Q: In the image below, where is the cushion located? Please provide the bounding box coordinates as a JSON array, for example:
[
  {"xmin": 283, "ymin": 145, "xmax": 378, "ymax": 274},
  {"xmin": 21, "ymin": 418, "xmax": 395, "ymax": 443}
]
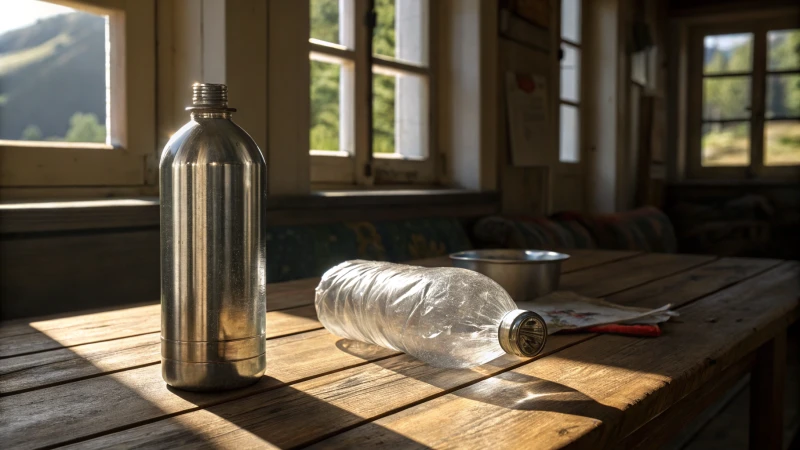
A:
[
  {"xmin": 553, "ymin": 207, "xmax": 677, "ymax": 253},
  {"xmin": 472, "ymin": 215, "xmax": 596, "ymax": 250},
  {"xmin": 266, "ymin": 217, "xmax": 472, "ymax": 283}
]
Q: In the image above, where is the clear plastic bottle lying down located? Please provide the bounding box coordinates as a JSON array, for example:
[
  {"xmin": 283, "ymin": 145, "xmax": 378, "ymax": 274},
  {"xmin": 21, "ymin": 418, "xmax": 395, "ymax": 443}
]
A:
[{"xmin": 315, "ymin": 260, "xmax": 548, "ymax": 369}]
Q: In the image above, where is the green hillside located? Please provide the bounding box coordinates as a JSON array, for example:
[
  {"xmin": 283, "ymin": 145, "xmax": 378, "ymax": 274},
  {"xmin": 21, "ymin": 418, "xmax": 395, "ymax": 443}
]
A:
[{"xmin": 0, "ymin": 12, "xmax": 106, "ymax": 141}]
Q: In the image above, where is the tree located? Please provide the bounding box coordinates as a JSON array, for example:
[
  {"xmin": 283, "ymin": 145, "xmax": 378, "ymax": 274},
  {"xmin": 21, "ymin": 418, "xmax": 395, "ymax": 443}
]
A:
[
  {"xmin": 372, "ymin": 0, "xmax": 396, "ymax": 154},
  {"xmin": 703, "ymin": 40, "xmax": 751, "ymax": 122},
  {"xmin": 309, "ymin": 0, "xmax": 398, "ymax": 153},
  {"xmin": 20, "ymin": 125, "xmax": 43, "ymax": 140},
  {"xmin": 65, "ymin": 112, "xmax": 106, "ymax": 143}
]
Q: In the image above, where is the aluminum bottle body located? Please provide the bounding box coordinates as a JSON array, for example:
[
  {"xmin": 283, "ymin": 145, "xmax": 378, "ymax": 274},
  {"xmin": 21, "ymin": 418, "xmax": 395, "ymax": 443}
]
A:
[{"xmin": 160, "ymin": 89, "xmax": 266, "ymax": 391}]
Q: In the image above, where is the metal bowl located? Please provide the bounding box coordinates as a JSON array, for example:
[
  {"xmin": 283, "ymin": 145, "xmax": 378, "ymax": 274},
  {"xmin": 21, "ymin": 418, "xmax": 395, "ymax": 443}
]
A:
[{"xmin": 449, "ymin": 249, "xmax": 570, "ymax": 302}]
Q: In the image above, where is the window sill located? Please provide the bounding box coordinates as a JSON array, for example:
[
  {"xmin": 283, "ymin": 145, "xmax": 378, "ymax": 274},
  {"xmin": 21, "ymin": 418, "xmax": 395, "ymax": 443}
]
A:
[
  {"xmin": 672, "ymin": 179, "xmax": 800, "ymax": 188},
  {"xmin": 1, "ymin": 190, "xmax": 499, "ymax": 234}
]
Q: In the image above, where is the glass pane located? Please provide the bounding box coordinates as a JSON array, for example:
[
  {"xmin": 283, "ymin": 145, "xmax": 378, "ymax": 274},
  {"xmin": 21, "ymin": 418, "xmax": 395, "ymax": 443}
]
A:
[
  {"xmin": 703, "ymin": 76, "xmax": 751, "ymax": 120},
  {"xmin": 631, "ymin": 50, "xmax": 648, "ymax": 85},
  {"xmin": 560, "ymin": 44, "xmax": 580, "ymax": 103},
  {"xmin": 372, "ymin": 70, "xmax": 429, "ymax": 158},
  {"xmin": 701, "ymin": 122, "xmax": 750, "ymax": 166},
  {"xmin": 768, "ymin": 29, "xmax": 800, "ymax": 71},
  {"xmin": 374, "ymin": 0, "xmax": 429, "ymax": 66},
  {"xmin": 559, "ymin": 104, "xmax": 580, "ymax": 163},
  {"xmin": 0, "ymin": 0, "xmax": 108, "ymax": 143},
  {"xmin": 310, "ymin": 0, "xmax": 339, "ymax": 44},
  {"xmin": 373, "ymin": 72, "xmax": 395, "ymax": 154},
  {"xmin": 766, "ymin": 74, "xmax": 800, "ymax": 119},
  {"xmin": 765, "ymin": 121, "xmax": 800, "ymax": 166},
  {"xmin": 374, "ymin": 0, "xmax": 395, "ymax": 59},
  {"xmin": 561, "ymin": 0, "xmax": 581, "ymax": 43},
  {"xmin": 310, "ymin": 59, "xmax": 341, "ymax": 151},
  {"xmin": 703, "ymin": 33, "xmax": 752, "ymax": 74}
]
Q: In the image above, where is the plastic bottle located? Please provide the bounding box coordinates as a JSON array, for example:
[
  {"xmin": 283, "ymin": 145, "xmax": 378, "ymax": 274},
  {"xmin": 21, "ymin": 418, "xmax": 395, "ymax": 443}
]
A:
[{"xmin": 315, "ymin": 260, "xmax": 548, "ymax": 369}]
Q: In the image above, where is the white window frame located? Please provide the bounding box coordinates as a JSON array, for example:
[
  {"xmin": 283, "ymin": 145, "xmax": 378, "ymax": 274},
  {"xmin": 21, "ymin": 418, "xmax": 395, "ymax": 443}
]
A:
[
  {"xmin": 309, "ymin": 0, "xmax": 438, "ymax": 187},
  {"xmin": 686, "ymin": 15, "xmax": 800, "ymax": 180},
  {"xmin": 558, "ymin": 0, "xmax": 583, "ymax": 168},
  {"xmin": 0, "ymin": 0, "xmax": 156, "ymax": 198}
]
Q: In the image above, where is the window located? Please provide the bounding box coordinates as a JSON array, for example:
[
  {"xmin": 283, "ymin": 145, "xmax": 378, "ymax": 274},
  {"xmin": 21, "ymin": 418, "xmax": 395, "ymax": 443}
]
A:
[
  {"xmin": 0, "ymin": 1, "xmax": 108, "ymax": 144},
  {"xmin": 0, "ymin": 0, "xmax": 156, "ymax": 193},
  {"xmin": 309, "ymin": 0, "xmax": 435, "ymax": 186},
  {"xmin": 559, "ymin": 0, "xmax": 581, "ymax": 163},
  {"xmin": 687, "ymin": 18, "xmax": 800, "ymax": 178}
]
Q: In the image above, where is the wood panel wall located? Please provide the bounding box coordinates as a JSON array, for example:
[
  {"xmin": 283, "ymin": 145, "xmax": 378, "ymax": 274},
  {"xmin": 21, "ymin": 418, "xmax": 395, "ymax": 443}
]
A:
[{"xmin": 0, "ymin": 192, "xmax": 498, "ymax": 319}]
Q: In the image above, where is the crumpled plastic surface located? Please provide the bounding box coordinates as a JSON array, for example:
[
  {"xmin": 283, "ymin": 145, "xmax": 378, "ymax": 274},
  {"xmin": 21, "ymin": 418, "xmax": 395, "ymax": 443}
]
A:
[{"xmin": 315, "ymin": 260, "xmax": 518, "ymax": 368}]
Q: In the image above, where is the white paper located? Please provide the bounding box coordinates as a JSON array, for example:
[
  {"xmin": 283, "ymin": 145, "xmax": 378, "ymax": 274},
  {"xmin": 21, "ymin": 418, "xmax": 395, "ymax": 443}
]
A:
[
  {"xmin": 516, "ymin": 291, "xmax": 679, "ymax": 335},
  {"xmin": 505, "ymin": 72, "xmax": 550, "ymax": 167}
]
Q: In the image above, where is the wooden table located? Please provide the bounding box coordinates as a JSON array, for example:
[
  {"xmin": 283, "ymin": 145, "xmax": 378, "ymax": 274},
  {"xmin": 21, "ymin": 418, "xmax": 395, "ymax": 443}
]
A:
[{"xmin": 1, "ymin": 250, "xmax": 797, "ymax": 449}]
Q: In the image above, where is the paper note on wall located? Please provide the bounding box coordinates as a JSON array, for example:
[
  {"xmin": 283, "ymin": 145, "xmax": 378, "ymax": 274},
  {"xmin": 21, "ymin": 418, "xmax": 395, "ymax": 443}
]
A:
[{"xmin": 505, "ymin": 72, "xmax": 551, "ymax": 167}]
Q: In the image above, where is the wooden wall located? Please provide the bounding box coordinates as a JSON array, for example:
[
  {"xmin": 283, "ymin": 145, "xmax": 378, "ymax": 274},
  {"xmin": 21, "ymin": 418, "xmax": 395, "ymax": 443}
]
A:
[{"xmin": 0, "ymin": 192, "xmax": 498, "ymax": 319}]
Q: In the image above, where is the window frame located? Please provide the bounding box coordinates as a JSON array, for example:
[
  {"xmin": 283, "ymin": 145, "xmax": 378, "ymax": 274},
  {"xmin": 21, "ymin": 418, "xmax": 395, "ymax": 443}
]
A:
[
  {"xmin": 686, "ymin": 15, "xmax": 800, "ymax": 180},
  {"xmin": 0, "ymin": 0, "xmax": 156, "ymax": 194},
  {"xmin": 558, "ymin": 0, "xmax": 584, "ymax": 170},
  {"xmin": 309, "ymin": 0, "xmax": 438, "ymax": 187}
]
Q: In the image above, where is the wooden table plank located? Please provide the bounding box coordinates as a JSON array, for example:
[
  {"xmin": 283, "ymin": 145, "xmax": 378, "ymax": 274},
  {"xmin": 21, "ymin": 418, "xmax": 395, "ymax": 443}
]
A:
[
  {"xmin": 556, "ymin": 249, "xmax": 641, "ymax": 273},
  {"xmin": 0, "ymin": 252, "xmax": 698, "ymax": 449},
  {"xmin": 557, "ymin": 253, "xmax": 715, "ymax": 297},
  {"xmin": 310, "ymin": 263, "xmax": 800, "ymax": 449},
  {"xmin": 617, "ymin": 353, "xmax": 756, "ymax": 450},
  {"xmin": 0, "ymin": 251, "xmax": 643, "ymax": 394},
  {"xmin": 0, "ymin": 252, "xmax": 640, "ymax": 358},
  {"xmin": 0, "ymin": 305, "xmax": 325, "ymax": 396},
  {"xmin": 1, "ymin": 329, "xmax": 401, "ymax": 450},
  {"xmin": 0, "ymin": 287, "xmax": 317, "ymax": 360},
  {"xmin": 54, "ymin": 254, "xmax": 759, "ymax": 450}
]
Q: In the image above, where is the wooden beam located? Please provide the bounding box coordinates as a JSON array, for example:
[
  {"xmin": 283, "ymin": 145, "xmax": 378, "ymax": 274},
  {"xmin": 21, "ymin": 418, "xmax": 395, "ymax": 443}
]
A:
[{"xmin": 749, "ymin": 332, "xmax": 787, "ymax": 450}]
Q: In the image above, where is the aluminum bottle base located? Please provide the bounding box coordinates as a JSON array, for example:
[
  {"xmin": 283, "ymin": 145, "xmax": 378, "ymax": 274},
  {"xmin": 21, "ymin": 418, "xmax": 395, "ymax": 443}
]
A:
[{"xmin": 162, "ymin": 354, "xmax": 266, "ymax": 391}]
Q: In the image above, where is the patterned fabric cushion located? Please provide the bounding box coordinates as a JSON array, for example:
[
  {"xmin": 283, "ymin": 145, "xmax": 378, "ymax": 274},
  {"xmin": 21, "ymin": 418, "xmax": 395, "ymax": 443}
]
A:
[
  {"xmin": 553, "ymin": 207, "xmax": 677, "ymax": 253},
  {"xmin": 472, "ymin": 216, "xmax": 596, "ymax": 250},
  {"xmin": 266, "ymin": 217, "xmax": 472, "ymax": 283}
]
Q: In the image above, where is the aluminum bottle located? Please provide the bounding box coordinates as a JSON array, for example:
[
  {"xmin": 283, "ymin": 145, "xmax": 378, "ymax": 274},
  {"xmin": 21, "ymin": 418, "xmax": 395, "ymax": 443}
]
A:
[{"xmin": 160, "ymin": 83, "xmax": 267, "ymax": 391}]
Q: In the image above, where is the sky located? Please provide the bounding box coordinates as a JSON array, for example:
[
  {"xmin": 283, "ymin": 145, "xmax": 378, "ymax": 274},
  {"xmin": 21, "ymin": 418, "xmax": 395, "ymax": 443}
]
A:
[
  {"xmin": 0, "ymin": 0, "xmax": 75, "ymax": 36},
  {"xmin": 704, "ymin": 33, "xmax": 751, "ymax": 51}
]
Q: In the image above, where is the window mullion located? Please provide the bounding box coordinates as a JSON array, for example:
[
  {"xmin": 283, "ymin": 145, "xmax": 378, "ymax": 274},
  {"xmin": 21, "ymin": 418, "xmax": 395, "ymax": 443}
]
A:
[
  {"xmin": 353, "ymin": 0, "xmax": 372, "ymax": 185},
  {"xmin": 750, "ymin": 27, "xmax": 768, "ymax": 176}
]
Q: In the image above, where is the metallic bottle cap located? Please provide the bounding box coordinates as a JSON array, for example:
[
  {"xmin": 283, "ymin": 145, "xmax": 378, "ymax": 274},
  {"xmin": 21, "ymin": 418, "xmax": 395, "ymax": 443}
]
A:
[
  {"xmin": 498, "ymin": 309, "xmax": 548, "ymax": 358},
  {"xmin": 188, "ymin": 83, "xmax": 236, "ymax": 112}
]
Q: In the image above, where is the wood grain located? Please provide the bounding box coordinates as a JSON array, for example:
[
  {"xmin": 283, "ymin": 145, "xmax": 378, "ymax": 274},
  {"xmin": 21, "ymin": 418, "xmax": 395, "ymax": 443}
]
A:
[
  {"xmin": 0, "ymin": 329, "xmax": 400, "ymax": 449},
  {"xmin": 0, "ymin": 305, "xmax": 324, "ymax": 395},
  {"xmin": 64, "ymin": 336, "xmax": 594, "ymax": 450},
  {"xmin": 617, "ymin": 353, "xmax": 755, "ymax": 450},
  {"xmin": 312, "ymin": 263, "xmax": 800, "ymax": 449},
  {"xmin": 556, "ymin": 249, "xmax": 641, "ymax": 273},
  {"xmin": 50, "ymin": 254, "xmax": 737, "ymax": 449},
  {"xmin": 0, "ymin": 253, "xmax": 700, "ymax": 448},
  {"xmin": 0, "ymin": 252, "xmax": 630, "ymax": 367},
  {"xmin": 0, "ymin": 251, "xmax": 636, "ymax": 354},
  {"xmin": 0, "ymin": 284, "xmax": 318, "ymax": 359},
  {"xmin": 0, "ymin": 252, "xmax": 672, "ymax": 393},
  {"xmin": 558, "ymin": 252, "xmax": 715, "ymax": 297},
  {"xmin": 0, "ymin": 229, "xmax": 160, "ymax": 321}
]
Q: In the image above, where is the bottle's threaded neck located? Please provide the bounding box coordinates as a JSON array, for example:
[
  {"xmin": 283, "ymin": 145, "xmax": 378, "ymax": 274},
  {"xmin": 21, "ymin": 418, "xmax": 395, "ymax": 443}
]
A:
[
  {"xmin": 192, "ymin": 83, "xmax": 228, "ymax": 108},
  {"xmin": 498, "ymin": 309, "xmax": 548, "ymax": 358}
]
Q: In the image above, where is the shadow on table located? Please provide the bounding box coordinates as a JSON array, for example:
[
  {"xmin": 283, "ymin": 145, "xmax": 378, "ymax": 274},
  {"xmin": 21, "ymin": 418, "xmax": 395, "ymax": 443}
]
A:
[
  {"xmin": 163, "ymin": 375, "xmax": 428, "ymax": 448},
  {"xmin": 0, "ymin": 323, "xmax": 210, "ymax": 448},
  {"xmin": 1, "ymin": 323, "xmax": 425, "ymax": 449},
  {"xmin": 335, "ymin": 338, "xmax": 621, "ymax": 420}
]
